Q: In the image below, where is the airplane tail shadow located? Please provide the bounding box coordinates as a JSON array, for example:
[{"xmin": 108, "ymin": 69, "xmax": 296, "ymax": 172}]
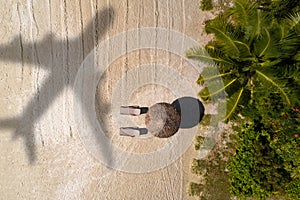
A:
[{"xmin": 0, "ymin": 117, "xmax": 36, "ymax": 164}]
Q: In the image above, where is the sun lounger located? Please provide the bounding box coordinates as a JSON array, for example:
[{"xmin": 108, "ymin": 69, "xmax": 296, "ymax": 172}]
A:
[
  {"xmin": 120, "ymin": 106, "xmax": 141, "ymax": 116},
  {"xmin": 120, "ymin": 127, "xmax": 140, "ymax": 137}
]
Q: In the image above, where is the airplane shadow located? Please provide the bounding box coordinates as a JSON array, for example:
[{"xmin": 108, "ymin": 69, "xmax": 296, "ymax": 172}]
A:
[{"xmin": 0, "ymin": 6, "xmax": 115, "ymax": 165}]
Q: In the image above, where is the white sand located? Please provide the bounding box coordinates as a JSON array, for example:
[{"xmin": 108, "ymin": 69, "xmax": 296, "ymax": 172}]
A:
[{"xmin": 0, "ymin": 0, "xmax": 215, "ymax": 199}]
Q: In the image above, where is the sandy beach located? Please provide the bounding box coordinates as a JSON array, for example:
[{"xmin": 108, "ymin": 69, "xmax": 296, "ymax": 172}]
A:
[{"xmin": 0, "ymin": 0, "xmax": 215, "ymax": 199}]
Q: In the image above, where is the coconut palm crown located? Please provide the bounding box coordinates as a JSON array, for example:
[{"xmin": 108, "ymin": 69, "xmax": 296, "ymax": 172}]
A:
[{"xmin": 187, "ymin": 0, "xmax": 300, "ymax": 120}]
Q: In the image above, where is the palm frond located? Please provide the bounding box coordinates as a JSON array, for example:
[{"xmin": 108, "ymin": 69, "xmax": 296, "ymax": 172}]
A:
[
  {"xmin": 200, "ymin": 78, "xmax": 238, "ymax": 99},
  {"xmin": 256, "ymin": 70, "xmax": 291, "ymax": 105},
  {"xmin": 186, "ymin": 46, "xmax": 215, "ymax": 65},
  {"xmin": 272, "ymin": 63, "xmax": 300, "ymax": 79},
  {"xmin": 205, "ymin": 16, "xmax": 241, "ymax": 57},
  {"xmin": 259, "ymin": 59, "xmax": 281, "ymax": 68},
  {"xmin": 206, "ymin": 45, "xmax": 238, "ymax": 67},
  {"xmin": 198, "ymin": 66, "xmax": 228, "ymax": 101},
  {"xmin": 186, "ymin": 46, "xmax": 235, "ymax": 66},
  {"xmin": 258, "ymin": 0, "xmax": 300, "ymax": 21},
  {"xmin": 259, "ymin": 28, "xmax": 270, "ymax": 57},
  {"xmin": 246, "ymin": 9, "xmax": 271, "ymax": 41},
  {"xmin": 227, "ymin": 0, "xmax": 271, "ymax": 41},
  {"xmin": 278, "ymin": 12, "xmax": 300, "ymax": 59},
  {"xmin": 226, "ymin": 0, "xmax": 256, "ymax": 29},
  {"xmin": 231, "ymin": 0, "xmax": 250, "ymax": 24},
  {"xmin": 199, "ymin": 87, "xmax": 210, "ymax": 101},
  {"xmin": 286, "ymin": 12, "xmax": 300, "ymax": 32},
  {"xmin": 224, "ymin": 88, "xmax": 245, "ymax": 121},
  {"xmin": 269, "ymin": 63, "xmax": 300, "ymax": 105},
  {"xmin": 197, "ymin": 69, "xmax": 233, "ymax": 85},
  {"xmin": 248, "ymin": 9, "xmax": 262, "ymax": 39},
  {"xmin": 234, "ymin": 40, "xmax": 252, "ymax": 56},
  {"xmin": 253, "ymin": 26, "xmax": 282, "ymax": 60},
  {"xmin": 278, "ymin": 32, "xmax": 300, "ymax": 59}
]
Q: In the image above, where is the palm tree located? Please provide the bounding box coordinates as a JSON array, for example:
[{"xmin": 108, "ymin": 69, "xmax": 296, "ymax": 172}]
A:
[{"xmin": 187, "ymin": 0, "xmax": 300, "ymax": 120}]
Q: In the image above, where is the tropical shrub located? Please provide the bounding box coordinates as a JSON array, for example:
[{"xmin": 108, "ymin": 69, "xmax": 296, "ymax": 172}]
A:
[
  {"xmin": 189, "ymin": 182, "xmax": 204, "ymax": 197},
  {"xmin": 228, "ymin": 94, "xmax": 300, "ymax": 199}
]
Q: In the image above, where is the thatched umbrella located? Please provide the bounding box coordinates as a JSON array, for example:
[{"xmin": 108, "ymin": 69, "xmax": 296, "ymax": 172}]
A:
[{"xmin": 145, "ymin": 103, "xmax": 181, "ymax": 138}]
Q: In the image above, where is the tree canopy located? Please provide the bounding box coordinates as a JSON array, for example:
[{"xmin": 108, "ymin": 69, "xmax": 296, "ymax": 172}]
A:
[
  {"xmin": 188, "ymin": 0, "xmax": 300, "ymax": 120},
  {"xmin": 189, "ymin": 0, "xmax": 300, "ymax": 199}
]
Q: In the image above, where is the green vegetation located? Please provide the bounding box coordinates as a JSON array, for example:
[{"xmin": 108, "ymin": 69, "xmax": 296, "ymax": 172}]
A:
[
  {"xmin": 200, "ymin": 0, "xmax": 213, "ymax": 11},
  {"xmin": 228, "ymin": 94, "xmax": 300, "ymax": 199},
  {"xmin": 189, "ymin": 133, "xmax": 233, "ymax": 200},
  {"xmin": 200, "ymin": 0, "xmax": 233, "ymax": 11},
  {"xmin": 188, "ymin": 0, "xmax": 300, "ymax": 199},
  {"xmin": 188, "ymin": 0, "xmax": 300, "ymax": 119}
]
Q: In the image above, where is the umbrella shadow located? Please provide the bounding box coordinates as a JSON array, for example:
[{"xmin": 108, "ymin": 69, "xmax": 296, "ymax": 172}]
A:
[
  {"xmin": 172, "ymin": 96, "xmax": 205, "ymax": 129},
  {"xmin": 0, "ymin": 7, "xmax": 115, "ymax": 165}
]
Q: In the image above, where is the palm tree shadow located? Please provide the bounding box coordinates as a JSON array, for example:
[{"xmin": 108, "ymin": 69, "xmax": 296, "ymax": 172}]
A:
[{"xmin": 0, "ymin": 7, "xmax": 115, "ymax": 165}]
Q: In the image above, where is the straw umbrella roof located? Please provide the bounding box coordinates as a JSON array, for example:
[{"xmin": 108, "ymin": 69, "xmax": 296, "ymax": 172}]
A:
[{"xmin": 145, "ymin": 103, "xmax": 181, "ymax": 138}]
